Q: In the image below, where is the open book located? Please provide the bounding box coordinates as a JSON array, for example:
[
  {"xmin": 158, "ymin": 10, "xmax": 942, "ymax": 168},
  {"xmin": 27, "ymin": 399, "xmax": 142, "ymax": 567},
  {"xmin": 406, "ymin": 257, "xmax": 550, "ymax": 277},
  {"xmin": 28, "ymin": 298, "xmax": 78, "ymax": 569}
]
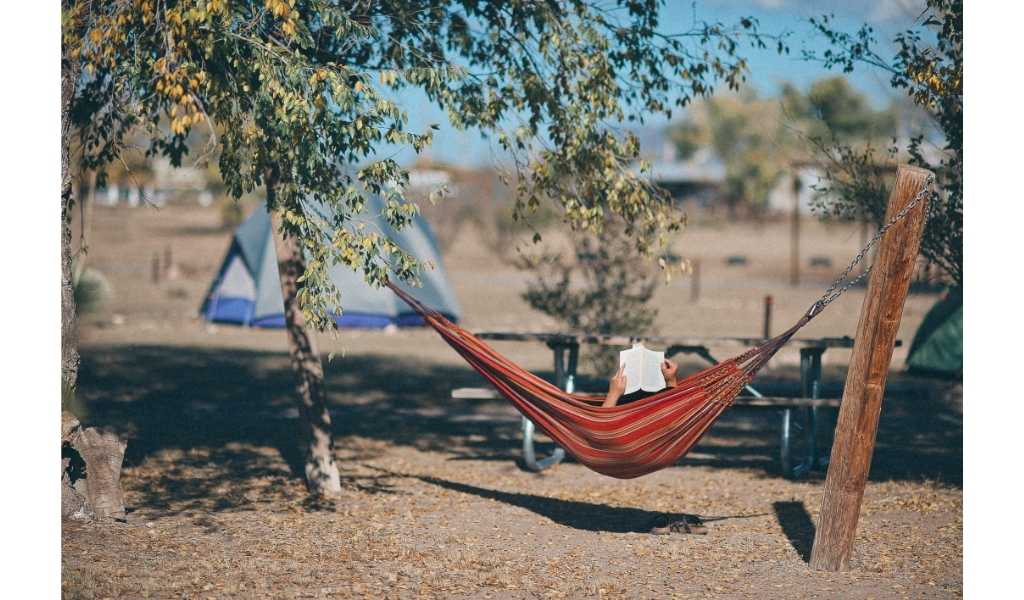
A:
[{"xmin": 619, "ymin": 342, "xmax": 666, "ymax": 395}]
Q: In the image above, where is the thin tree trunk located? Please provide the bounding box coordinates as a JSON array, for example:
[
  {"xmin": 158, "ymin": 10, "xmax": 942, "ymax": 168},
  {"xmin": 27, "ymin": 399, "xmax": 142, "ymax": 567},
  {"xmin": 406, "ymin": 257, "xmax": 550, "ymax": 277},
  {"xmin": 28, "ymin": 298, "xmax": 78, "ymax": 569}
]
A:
[
  {"xmin": 61, "ymin": 39, "xmax": 129, "ymax": 522},
  {"xmin": 266, "ymin": 183, "xmax": 342, "ymax": 497},
  {"xmin": 61, "ymin": 43, "xmax": 80, "ymax": 410}
]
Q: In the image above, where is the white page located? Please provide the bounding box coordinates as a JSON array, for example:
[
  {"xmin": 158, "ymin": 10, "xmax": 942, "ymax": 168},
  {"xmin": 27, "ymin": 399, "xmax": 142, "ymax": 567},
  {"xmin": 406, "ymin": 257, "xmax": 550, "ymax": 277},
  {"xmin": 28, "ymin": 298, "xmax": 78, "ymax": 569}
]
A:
[
  {"xmin": 619, "ymin": 343, "xmax": 666, "ymax": 394},
  {"xmin": 619, "ymin": 344, "xmax": 643, "ymax": 395},
  {"xmin": 640, "ymin": 346, "xmax": 666, "ymax": 392}
]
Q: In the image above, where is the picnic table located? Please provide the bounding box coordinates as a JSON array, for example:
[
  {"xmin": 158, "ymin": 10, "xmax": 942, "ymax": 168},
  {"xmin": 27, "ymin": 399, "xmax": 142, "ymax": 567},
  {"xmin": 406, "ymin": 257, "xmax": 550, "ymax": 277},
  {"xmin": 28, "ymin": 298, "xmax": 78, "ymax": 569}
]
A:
[{"xmin": 454, "ymin": 331, "xmax": 900, "ymax": 478}]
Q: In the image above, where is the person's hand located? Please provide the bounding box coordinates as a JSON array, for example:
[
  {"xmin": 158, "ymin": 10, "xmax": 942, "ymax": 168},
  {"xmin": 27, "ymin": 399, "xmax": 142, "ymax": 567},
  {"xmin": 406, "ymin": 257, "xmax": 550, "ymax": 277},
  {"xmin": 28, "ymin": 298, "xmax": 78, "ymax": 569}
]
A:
[
  {"xmin": 604, "ymin": 365, "xmax": 627, "ymax": 407},
  {"xmin": 609, "ymin": 365, "xmax": 628, "ymax": 397},
  {"xmin": 661, "ymin": 359, "xmax": 679, "ymax": 387}
]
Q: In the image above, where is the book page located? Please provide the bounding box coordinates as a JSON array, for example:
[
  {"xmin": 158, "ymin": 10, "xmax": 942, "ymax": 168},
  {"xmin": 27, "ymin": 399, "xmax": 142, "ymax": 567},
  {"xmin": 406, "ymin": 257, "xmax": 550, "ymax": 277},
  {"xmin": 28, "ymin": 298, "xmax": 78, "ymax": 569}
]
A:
[
  {"xmin": 640, "ymin": 347, "xmax": 666, "ymax": 392},
  {"xmin": 618, "ymin": 344, "xmax": 643, "ymax": 395},
  {"xmin": 619, "ymin": 343, "xmax": 666, "ymax": 394}
]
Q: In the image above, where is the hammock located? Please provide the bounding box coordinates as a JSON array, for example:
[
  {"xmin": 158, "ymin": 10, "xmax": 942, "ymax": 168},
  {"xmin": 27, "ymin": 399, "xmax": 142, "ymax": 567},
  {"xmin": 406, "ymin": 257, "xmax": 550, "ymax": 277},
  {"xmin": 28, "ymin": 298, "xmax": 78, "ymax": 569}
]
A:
[
  {"xmin": 386, "ymin": 178, "xmax": 932, "ymax": 479},
  {"xmin": 389, "ymin": 281, "xmax": 812, "ymax": 478}
]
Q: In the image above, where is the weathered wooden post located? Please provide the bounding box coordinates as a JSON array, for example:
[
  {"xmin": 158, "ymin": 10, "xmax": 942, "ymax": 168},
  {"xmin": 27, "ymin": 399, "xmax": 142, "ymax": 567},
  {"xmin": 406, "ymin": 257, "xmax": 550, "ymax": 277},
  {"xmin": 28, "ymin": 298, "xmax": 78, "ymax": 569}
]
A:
[
  {"xmin": 790, "ymin": 173, "xmax": 802, "ymax": 287},
  {"xmin": 690, "ymin": 258, "xmax": 701, "ymax": 303},
  {"xmin": 809, "ymin": 165, "xmax": 933, "ymax": 571},
  {"xmin": 151, "ymin": 252, "xmax": 161, "ymax": 284}
]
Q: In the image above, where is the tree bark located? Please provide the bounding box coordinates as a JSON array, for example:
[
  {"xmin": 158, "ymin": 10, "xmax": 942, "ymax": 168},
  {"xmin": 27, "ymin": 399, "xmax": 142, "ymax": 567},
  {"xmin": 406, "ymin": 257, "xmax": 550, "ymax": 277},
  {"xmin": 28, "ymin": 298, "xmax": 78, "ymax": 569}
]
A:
[
  {"xmin": 61, "ymin": 44, "xmax": 80, "ymax": 410},
  {"xmin": 62, "ymin": 412, "xmax": 89, "ymax": 520},
  {"xmin": 266, "ymin": 184, "xmax": 343, "ymax": 497},
  {"xmin": 62, "ymin": 411, "xmax": 128, "ymax": 521},
  {"xmin": 74, "ymin": 427, "xmax": 128, "ymax": 521}
]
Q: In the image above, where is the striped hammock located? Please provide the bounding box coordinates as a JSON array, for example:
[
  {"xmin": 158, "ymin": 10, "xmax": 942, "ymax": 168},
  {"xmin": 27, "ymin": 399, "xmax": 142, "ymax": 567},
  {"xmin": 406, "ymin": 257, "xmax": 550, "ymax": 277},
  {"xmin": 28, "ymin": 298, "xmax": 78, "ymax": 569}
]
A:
[
  {"xmin": 382, "ymin": 176, "xmax": 932, "ymax": 478},
  {"xmin": 388, "ymin": 282, "xmax": 816, "ymax": 479}
]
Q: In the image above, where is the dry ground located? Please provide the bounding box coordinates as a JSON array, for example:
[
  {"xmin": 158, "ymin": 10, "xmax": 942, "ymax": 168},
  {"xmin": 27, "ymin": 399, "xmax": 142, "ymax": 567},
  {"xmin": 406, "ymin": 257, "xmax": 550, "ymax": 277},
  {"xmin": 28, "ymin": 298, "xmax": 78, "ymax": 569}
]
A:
[{"xmin": 63, "ymin": 203, "xmax": 962, "ymax": 599}]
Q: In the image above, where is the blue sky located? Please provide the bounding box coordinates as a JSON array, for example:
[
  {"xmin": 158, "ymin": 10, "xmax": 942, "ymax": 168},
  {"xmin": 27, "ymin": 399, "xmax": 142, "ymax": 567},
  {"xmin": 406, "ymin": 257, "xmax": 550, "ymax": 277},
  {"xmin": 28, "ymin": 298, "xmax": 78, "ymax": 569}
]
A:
[{"xmin": 391, "ymin": 0, "xmax": 927, "ymax": 167}]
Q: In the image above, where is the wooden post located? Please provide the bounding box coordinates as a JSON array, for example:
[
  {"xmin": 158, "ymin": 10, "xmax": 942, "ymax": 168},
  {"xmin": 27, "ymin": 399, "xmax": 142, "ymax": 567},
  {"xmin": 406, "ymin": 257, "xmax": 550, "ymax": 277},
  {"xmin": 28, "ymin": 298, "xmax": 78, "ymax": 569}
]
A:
[
  {"xmin": 790, "ymin": 173, "xmax": 802, "ymax": 287},
  {"xmin": 809, "ymin": 165, "xmax": 933, "ymax": 571},
  {"xmin": 151, "ymin": 252, "xmax": 161, "ymax": 284},
  {"xmin": 763, "ymin": 295, "xmax": 773, "ymax": 339},
  {"xmin": 690, "ymin": 258, "xmax": 701, "ymax": 303}
]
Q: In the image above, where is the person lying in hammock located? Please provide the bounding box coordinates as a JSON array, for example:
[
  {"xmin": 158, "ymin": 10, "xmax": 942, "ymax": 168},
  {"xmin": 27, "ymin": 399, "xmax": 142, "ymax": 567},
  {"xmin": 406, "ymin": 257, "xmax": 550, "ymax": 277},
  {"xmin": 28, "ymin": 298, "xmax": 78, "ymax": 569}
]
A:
[
  {"xmin": 602, "ymin": 359, "xmax": 679, "ymax": 407},
  {"xmin": 601, "ymin": 357, "xmax": 707, "ymax": 534}
]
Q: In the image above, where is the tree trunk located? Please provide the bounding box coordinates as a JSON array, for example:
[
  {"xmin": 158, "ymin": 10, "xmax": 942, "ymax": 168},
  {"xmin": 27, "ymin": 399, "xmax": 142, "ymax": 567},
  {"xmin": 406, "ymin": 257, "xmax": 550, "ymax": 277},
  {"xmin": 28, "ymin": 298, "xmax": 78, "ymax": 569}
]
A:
[
  {"xmin": 266, "ymin": 185, "xmax": 343, "ymax": 497},
  {"xmin": 74, "ymin": 427, "xmax": 128, "ymax": 521},
  {"xmin": 62, "ymin": 411, "xmax": 129, "ymax": 521},
  {"xmin": 61, "ymin": 46, "xmax": 80, "ymax": 410},
  {"xmin": 61, "ymin": 35, "xmax": 128, "ymax": 523}
]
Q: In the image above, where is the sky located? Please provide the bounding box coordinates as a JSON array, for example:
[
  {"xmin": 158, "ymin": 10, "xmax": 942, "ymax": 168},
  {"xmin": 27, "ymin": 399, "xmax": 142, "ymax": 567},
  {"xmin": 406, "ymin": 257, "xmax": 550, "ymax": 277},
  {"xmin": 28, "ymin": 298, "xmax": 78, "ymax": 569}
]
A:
[{"xmin": 389, "ymin": 0, "xmax": 928, "ymax": 167}]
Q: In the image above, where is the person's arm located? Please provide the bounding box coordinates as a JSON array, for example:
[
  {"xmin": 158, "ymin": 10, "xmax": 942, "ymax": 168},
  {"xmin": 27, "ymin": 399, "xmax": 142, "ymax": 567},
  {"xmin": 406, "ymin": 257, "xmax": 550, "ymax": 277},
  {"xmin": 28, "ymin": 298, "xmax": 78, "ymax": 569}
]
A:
[
  {"xmin": 604, "ymin": 365, "xmax": 627, "ymax": 407},
  {"xmin": 661, "ymin": 359, "xmax": 679, "ymax": 388}
]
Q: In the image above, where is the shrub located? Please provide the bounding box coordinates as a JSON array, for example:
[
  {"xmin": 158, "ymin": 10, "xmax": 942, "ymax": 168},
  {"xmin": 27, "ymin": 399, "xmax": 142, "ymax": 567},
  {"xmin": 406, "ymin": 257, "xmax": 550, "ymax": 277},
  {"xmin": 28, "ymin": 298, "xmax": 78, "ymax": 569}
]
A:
[
  {"xmin": 518, "ymin": 220, "xmax": 660, "ymax": 375},
  {"xmin": 73, "ymin": 267, "xmax": 112, "ymax": 315}
]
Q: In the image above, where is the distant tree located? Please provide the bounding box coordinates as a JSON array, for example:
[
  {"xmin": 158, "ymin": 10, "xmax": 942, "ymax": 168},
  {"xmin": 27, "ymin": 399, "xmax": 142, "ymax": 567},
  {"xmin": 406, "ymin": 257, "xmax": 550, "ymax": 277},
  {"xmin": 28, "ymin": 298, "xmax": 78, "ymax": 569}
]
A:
[
  {"xmin": 803, "ymin": 0, "xmax": 962, "ymax": 285},
  {"xmin": 667, "ymin": 76, "xmax": 896, "ymax": 215},
  {"xmin": 781, "ymin": 76, "xmax": 896, "ymax": 141},
  {"xmin": 62, "ymin": 0, "xmax": 778, "ymax": 495},
  {"xmin": 668, "ymin": 90, "xmax": 788, "ymax": 214}
]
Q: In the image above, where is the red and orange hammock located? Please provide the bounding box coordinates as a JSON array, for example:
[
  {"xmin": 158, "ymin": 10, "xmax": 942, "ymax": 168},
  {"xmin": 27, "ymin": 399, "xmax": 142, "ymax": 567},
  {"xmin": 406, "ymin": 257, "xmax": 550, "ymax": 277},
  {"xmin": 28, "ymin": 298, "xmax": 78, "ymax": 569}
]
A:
[
  {"xmin": 388, "ymin": 281, "xmax": 819, "ymax": 479},
  {"xmin": 383, "ymin": 177, "xmax": 931, "ymax": 479}
]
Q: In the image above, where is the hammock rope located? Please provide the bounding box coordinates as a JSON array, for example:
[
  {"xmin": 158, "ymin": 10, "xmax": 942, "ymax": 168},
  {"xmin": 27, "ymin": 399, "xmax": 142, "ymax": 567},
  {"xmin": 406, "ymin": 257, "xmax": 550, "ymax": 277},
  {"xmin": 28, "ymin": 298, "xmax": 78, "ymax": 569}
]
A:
[{"xmin": 388, "ymin": 176, "xmax": 933, "ymax": 479}]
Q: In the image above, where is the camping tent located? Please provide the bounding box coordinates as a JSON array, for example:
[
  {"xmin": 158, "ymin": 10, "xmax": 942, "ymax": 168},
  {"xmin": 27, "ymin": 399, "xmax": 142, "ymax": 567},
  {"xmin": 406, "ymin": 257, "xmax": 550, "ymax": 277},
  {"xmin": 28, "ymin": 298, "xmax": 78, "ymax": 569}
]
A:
[
  {"xmin": 906, "ymin": 287, "xmax": 962, "ymax": 376},
  {"xmin": 200, "ymin": 197, "xmax": 461, "ymax": 328}
]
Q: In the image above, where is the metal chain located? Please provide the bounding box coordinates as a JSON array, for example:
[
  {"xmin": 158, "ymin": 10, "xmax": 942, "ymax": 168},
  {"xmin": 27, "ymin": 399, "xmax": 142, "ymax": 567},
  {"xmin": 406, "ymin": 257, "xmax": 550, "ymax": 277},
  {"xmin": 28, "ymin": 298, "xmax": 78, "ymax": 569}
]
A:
[{"xmin": 806, "ymin": 174, "xmax": 935, "ymax": 318}]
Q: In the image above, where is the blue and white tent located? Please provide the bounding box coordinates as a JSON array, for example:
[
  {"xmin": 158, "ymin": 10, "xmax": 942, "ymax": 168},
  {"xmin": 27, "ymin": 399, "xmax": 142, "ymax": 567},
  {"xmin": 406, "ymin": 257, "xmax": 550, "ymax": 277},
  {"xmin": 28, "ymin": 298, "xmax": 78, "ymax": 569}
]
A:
[{"xmin": 200, "ymin": 197, "xmax": 461, "ymax": 328}]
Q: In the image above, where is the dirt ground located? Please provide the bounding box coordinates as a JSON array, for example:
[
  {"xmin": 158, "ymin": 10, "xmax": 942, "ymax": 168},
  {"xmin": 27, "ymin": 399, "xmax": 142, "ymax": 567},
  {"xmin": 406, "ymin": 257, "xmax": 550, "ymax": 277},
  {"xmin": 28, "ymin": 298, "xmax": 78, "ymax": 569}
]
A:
[{"xmin": 62, "ymin": 203, "xmax": 962, "ymax": 599}]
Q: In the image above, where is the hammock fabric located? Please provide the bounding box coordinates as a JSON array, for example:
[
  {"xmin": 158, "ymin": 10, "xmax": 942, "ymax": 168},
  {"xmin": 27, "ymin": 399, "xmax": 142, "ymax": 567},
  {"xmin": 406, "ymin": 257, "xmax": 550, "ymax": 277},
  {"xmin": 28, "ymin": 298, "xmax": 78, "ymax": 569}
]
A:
[{"xmin": 387, "ymin": 281, "xmax": 818, "ymax": 479}]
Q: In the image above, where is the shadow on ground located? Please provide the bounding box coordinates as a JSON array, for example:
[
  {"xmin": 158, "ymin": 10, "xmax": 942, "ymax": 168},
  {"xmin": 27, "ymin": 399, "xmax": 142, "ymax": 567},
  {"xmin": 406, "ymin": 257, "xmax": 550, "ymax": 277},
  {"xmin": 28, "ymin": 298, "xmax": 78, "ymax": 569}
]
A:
[
  {"xmin": 78, "ymin": 344, "xmax": 962, "ymax": 514},
  {"xmin": 773, "ymin": 501, "xmax": 816, "ymax": 562},
  {"xmin": 368, "ymin": 468, "xmax": 765, "ymax": 534}
]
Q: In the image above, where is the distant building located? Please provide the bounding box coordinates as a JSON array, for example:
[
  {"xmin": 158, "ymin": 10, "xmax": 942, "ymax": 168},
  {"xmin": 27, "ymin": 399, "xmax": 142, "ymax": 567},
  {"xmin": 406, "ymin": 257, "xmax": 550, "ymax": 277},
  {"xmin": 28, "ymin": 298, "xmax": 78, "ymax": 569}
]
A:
[
  {"xmin": 631, "ymin": 135, "xmax": 725, "ymax": 208},
  {"xmin": 408, "ymin": 168, "xmax": 452, "ymax": 190},
  {"xmin": 642, "ymin": 148, "xmax": 725, "ymax": 209},
  {"xmin": 765, "ymin": 165, "xmax": 830, "ymax": 216},
  {"xmin": 630, "ymin": 125, "xmax": 948, "ymax": 217},
  {"xmin": 90, "ymin": 156, "xmax": 215, "ymax": 207}
]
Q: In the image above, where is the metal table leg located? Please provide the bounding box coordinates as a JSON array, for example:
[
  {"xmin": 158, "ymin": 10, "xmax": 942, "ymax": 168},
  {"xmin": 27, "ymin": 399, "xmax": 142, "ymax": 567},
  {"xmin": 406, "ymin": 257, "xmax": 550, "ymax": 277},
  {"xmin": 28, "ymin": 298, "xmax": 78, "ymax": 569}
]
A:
[
  {"xmin": 780, "ymin": 407, "xmax": 794, "ymax": 476},
  {"xmin": 521, "ymin": 340, "xmax": 572, "ymax": 472},
  {"xmin": 565, "ymin": 342, "xmax": 579, "ymax": 394},
  {"xmin": 789, "ymin": 347, "xmax": 825, "ymax": 478},
  {"xmin": 521, "ymin": 417, "xmax": 564, "ymax": 471}
]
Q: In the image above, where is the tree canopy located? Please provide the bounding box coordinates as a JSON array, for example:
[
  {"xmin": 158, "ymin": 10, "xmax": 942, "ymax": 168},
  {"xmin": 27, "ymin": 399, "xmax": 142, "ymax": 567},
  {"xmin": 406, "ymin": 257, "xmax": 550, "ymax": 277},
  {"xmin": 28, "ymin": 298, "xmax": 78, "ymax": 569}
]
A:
[
  {"xmin": 781, "ymin": 76, "xmax": 896, "ymax": 141},
  {"xmin": 64, "ymin": 0, "xmax": 779, "ymax": 327},
  {"xmin": 803, "ymin": 0, "xmax": 962, "ymax": 284}
]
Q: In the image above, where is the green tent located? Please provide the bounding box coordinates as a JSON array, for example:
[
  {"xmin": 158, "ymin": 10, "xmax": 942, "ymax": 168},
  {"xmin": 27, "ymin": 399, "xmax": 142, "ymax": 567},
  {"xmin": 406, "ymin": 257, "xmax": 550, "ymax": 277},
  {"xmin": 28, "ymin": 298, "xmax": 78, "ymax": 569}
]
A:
[{"xmin": 906, "ymin": 287, "xmax": 962, "ymax": 376}]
